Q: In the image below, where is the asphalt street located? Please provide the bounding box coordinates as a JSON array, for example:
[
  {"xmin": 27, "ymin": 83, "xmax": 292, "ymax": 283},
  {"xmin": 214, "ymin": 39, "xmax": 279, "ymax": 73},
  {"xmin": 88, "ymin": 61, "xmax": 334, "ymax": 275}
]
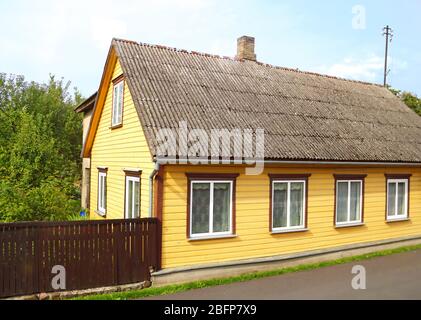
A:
[{"xmin": 144, "ymin": 250, "xmax": 421, "ymax": 300}]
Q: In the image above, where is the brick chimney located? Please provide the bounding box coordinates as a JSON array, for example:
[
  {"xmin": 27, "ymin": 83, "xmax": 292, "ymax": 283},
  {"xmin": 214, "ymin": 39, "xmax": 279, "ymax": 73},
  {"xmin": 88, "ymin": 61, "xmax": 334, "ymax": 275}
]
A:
[{"xmin": 236, "ymin": 36, "xmax": 256, "ymax": 61}]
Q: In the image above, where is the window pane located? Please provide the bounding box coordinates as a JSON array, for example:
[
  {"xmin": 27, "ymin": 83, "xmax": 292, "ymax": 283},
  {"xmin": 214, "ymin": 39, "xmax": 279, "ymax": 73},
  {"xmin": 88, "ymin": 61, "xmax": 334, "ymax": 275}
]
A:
[
  {"xmin": 99, "ymin": 176, "xmax": 103, "ymax": 209},
  {"xmin": 337, "ymin": 182, "xmax": 348, "ymax": 223},
  {"xmin": 290, "ymin": 182, "xmax": 304, "ymax": 227},
  {"xmin": 103, "ymin": 176, "xmax": 107, "ymax": 209},
  {"xmin": 118, "ymin": 82, "xmax": 124, "ymax": 124},
  {"xmin": 350, "ymin": 182, "xmax": 361, "ymax": 222},
  {"xmin": 191, "ymin": 183, "xmax": 210, "ymax": 234},
  {"xmin": 99, "ymin": 175, "xmax": 107, "ymax": 211},
  {"xmin": 101, "ymin": 176, "xmax": 104, "ymax": 209},
  {"xmin": 273, "ymin": 183, "xmax": 288, "ymax": 228},
  {"xmin": 128, "ymin": 180, "xmax": 133, "ymax": 218},
  {"xmin": 388, "ymin": 183, "xmax": 396, "ymax": 216},
  {"xmin": 397, "ymin": 182, "xmax": 406, "ymax": 216},
  {"xmin": 134, "ymin": 181, "xmax": 140, "ymax": 218},
  {"xmin": 112, "ymin": 86, "xmax": 119, "ymax": 124},
  {"xmin": 213, "ymin": 183, "xmax": 231, "ymax": 233}
]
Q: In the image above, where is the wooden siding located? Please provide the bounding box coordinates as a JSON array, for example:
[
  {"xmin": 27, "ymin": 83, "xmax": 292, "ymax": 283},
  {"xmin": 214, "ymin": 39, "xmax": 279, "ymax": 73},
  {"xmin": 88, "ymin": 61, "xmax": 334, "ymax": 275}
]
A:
[
  {"xmin": 161, "ymin": 164, "xmax": 421, "ymax": 269},
  {"xmin": 90, "ymin": 59, "xmax": 154, "ymax": 219}
]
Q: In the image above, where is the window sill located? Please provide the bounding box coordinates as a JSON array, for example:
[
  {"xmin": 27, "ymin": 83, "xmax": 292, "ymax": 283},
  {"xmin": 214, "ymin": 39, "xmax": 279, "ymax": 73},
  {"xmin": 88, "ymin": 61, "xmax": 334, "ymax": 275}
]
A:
[
  {"xmin": 386, "ymin": 217, "xmax": 410, "ymax": 224},
  {"xmin": 110, "ymin": 124, "xmax": 123, "ymax": 130},
  {"xmin": 95, "ymin": 210, "xmax": 106, "ymax": 218},
  {"xmin": 271, "ymin": 228, "xmax": 308, "ymax": 235},
  {"xmin": 335, "ymin": 222, "xmax": 365, "ymax": 229},
  {"xmin": 188, "ymin": 234, "xmax": 237, "ymax": 242}
]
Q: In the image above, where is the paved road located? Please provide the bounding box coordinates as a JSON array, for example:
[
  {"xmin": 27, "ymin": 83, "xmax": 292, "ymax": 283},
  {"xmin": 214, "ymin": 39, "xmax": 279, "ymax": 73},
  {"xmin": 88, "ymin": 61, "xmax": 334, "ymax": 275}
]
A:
[{"xmin": 145, "ymin": 250, "xmax": 421, "ymax": 300}]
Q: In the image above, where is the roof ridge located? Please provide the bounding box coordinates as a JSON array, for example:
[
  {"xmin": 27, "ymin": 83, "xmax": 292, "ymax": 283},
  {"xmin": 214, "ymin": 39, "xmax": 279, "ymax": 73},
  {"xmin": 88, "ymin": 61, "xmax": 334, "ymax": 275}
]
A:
[
  {"xmin": 112, "ymin": 37, "xmax": 383, "ymax": 88},
  {"xmin": 113, "ymin": 37, "xmax": 237, "ymax": 61}
]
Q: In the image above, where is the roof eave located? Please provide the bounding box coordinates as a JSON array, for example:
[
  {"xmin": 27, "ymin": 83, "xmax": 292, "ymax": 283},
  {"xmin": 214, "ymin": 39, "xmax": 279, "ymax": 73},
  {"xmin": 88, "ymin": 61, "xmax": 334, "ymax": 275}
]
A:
[
  {"xmin": 74, "ymin": 92, "xmax": 98, "ymax": 113},
  {"xmin": 155, "ymin": 157, "xmax": 421, "ymax": 167}
]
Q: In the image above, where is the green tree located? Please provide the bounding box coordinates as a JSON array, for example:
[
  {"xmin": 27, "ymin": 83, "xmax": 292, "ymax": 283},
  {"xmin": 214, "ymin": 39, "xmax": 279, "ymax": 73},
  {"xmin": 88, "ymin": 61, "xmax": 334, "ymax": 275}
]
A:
[
  {"xmin": 0, "ymin": 74, "xmax": 83, "ymax": 222},
  {"xmin": 390, "ymin": 88, "xmax": 421, "ymax": 115}
]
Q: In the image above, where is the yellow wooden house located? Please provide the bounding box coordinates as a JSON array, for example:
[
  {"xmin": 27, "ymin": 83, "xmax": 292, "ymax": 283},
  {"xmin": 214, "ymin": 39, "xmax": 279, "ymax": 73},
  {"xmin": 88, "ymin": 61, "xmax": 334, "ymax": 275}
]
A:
[{"xmin": 82, "ymin": 36, "xmax": 421, "ymax": 281}]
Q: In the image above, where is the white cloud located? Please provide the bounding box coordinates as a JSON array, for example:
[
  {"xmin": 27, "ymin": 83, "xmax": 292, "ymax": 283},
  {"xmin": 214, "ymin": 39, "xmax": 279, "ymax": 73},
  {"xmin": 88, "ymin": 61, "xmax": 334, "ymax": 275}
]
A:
[
  {"xmin": 316, "ymin": 54, "xmax": 408, "ymax": 83},
  {"xmin": 317, "ymin": 55, "xmax": 383, "ymax": 82}
]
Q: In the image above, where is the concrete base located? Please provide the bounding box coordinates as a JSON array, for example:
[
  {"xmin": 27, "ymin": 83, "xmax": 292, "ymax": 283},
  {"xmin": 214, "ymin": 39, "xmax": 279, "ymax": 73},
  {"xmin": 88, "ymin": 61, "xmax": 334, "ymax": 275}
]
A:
[
  {"xmin": 5, "ymin": 281, "xmax": 151, "ymax": 300},
  {"xmin": 152, "ymin": 235, "xmax": 421, "ymax": 287}
]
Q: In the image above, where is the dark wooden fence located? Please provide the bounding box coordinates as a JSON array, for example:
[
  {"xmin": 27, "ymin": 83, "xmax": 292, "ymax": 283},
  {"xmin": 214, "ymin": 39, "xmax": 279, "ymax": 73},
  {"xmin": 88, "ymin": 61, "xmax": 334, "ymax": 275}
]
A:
[{"xmin": 0, "ymin": 218, "xmax": 161, "ymax": 298}]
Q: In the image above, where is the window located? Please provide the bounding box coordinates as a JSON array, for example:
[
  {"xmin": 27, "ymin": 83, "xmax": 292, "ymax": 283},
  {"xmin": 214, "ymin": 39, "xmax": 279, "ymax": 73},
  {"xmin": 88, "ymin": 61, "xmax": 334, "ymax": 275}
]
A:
[
  {"xmin": 187, "ymin": 174, "xmax": 238, "ymax": 239},
  {"xmin": 334, "ymin": 175, "xmax": 366, "ymax": 226},
  {"xmin": 125, "ymin": 173, "xmax": 141, "ymax": 219},
  {"xmin": 386, "ymin": 175, "xmax": 410, "ymax": 221},
  {"xmin": 97, "ymin": 169, "xmax": 107, "ymax": 216},
  {"xmin": 270, "ymin": 175, "xmax": 310, "ymax": 232},
  {"xmin": 111, "ymin": 78, "xmax": 124, "ymax": 127}
]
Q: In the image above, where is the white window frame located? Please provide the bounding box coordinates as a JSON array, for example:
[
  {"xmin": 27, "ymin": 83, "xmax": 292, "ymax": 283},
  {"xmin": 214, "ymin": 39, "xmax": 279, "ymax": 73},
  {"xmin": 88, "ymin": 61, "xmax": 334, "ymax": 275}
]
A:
[
  {"xmin": 189, "ymin": 180, "xmax": 233, "ymax": 239},
  {"xmin": 271, "ymin": 180, "xmax": 307, "ymax": 232},
  {"xmin": 97, "ymin": 171, "xmax": 107, "ymax": 216},
  {"xmin": 335, "ymin": 180, "xmax": 363, "ymax": 226},
  {"xmin": 125, "ymin": 176, "xmax": 140, "ymax": 219},
  {"xmin": 386, "ymin": 179, "xmax": 409, "ymax": 221},
  {"xmin": 111, "ymin": 80, "xmax": 124, "ymax": 127}
]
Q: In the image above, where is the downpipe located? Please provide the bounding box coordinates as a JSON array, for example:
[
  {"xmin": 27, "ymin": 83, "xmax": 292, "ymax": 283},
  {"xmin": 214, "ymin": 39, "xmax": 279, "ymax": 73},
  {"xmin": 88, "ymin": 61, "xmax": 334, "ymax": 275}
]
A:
[{"xmin": 149, "ymin": 162, "xmax": 160, "ymax": 218}]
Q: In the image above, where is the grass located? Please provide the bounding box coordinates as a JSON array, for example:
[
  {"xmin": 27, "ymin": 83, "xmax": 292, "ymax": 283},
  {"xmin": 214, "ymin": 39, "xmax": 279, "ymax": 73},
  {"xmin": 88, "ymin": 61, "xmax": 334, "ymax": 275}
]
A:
[{"xmin": 73, "ymin": 243, "xmax": 421, "ymax": 300}]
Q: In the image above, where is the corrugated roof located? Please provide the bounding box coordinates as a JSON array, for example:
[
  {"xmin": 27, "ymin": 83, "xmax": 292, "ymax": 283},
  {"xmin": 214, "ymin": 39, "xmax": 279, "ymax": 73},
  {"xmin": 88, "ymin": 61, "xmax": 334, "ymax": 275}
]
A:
[{"xmin": 112, "ymin": 38, "xmax": 421, "ymax": 163}]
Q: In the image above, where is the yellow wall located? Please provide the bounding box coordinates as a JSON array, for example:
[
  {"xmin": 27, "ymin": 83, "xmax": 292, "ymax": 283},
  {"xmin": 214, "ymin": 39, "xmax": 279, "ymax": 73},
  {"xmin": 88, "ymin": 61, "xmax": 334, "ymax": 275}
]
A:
[
  {"xmin": 90, "ymin": 59, "xmax": 154, "ymax": 219},
  {"xmin": 161, "ymin": 164, "xmax": 421, "ymax": 269}
]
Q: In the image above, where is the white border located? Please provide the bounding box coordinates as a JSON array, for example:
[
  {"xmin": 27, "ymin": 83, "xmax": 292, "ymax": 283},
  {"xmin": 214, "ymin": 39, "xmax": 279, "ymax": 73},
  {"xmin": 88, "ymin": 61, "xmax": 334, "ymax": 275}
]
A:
[
  {"xmin": 335, "ymin": 180, "xmax": 363, "ymax": 226},
  {"xmin": 111, "ymin": 80, "xmax": 124, "ymax": 127},
  {"xmin": 189, "ymin": 180, "xmax": 234, "ymax": 240},
  {"xmin": 98, "ymin": 171, "xmax": 107, "ymax": 216},
  {"xmin": 125, "ymin": 176, "xmax": 141, "ymax": 219},
  {"xmin": 271, "ymin": 180, "xmax": 307, "ymax": 232},
  {"xmin": 386, "ymin": 179, "xmax": 409, "ymax": 221}
]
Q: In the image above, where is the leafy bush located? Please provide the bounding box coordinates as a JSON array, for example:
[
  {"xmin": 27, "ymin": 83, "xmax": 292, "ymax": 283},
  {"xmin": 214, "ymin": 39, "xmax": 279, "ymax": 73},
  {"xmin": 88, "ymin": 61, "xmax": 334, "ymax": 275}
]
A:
[{"xmin": 0, "ymin": 74, "xmax": 83, "ymax": 222}]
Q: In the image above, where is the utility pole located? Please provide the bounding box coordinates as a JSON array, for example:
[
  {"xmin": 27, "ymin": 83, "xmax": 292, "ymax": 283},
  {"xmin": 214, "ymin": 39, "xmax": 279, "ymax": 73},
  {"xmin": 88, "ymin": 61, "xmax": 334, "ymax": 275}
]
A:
[{"xmin": 382, "ymin": 25, "xmax": 394, "ymax": 87}]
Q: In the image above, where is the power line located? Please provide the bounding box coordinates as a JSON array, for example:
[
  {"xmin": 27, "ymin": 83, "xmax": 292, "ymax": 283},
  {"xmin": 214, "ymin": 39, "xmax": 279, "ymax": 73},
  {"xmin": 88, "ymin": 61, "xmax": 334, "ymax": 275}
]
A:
[{"xmin": 382, "ymin": 25, "xmax": 394, "ymax": 87}]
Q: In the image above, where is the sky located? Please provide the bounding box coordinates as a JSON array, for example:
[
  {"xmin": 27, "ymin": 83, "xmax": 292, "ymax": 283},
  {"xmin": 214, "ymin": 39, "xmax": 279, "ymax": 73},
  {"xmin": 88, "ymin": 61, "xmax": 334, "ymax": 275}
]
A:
[{"xmin": 0, "ymin": 0, "xmax": 420, "ymax": 97}]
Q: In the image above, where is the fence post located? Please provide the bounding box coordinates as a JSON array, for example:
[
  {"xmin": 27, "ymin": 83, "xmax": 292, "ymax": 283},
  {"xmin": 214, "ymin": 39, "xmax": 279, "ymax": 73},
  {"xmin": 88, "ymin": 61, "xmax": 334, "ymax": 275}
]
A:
[{"xmin": 156, "ymin": 219, "xmax": 162, "ymax": 271}]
